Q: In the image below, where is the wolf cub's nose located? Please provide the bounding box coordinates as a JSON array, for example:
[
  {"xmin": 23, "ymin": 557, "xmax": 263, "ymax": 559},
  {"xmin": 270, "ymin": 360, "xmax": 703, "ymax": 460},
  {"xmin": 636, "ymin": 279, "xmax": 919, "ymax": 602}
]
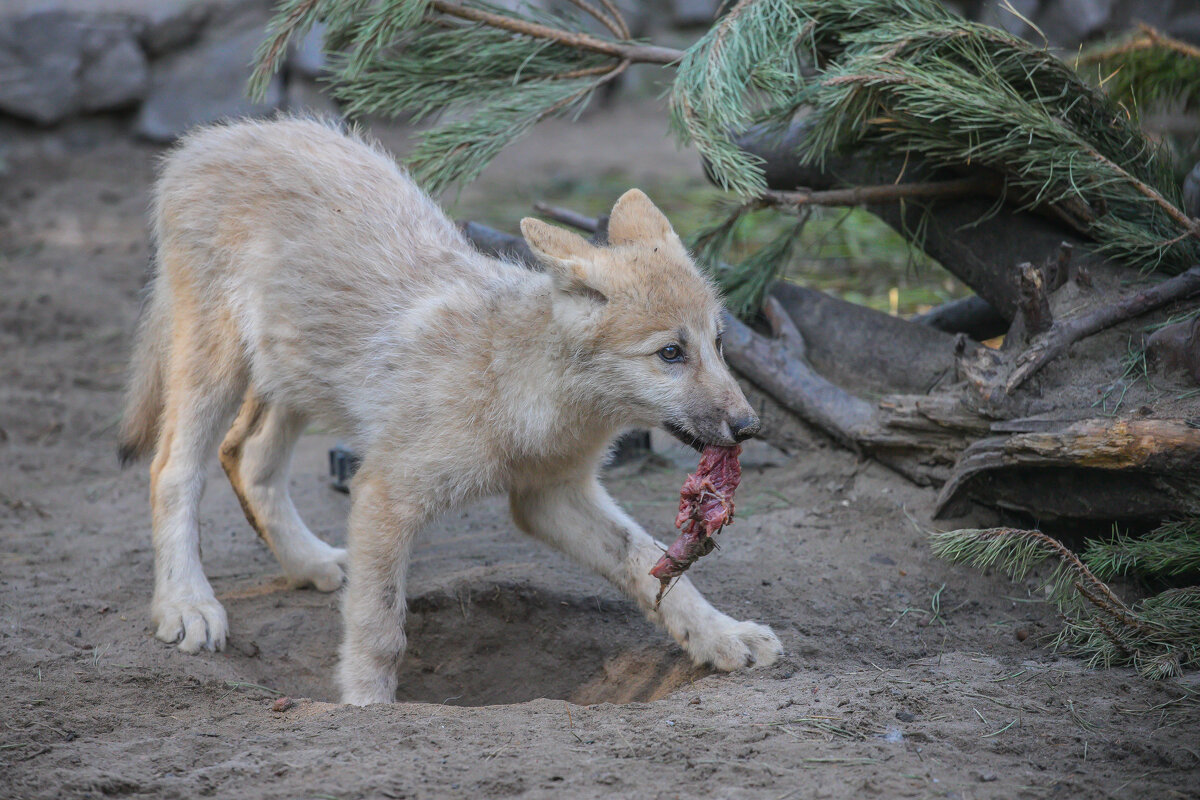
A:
[{"xmin": 730, "ymin": 414, "xmax": 760, "ymax": 443}]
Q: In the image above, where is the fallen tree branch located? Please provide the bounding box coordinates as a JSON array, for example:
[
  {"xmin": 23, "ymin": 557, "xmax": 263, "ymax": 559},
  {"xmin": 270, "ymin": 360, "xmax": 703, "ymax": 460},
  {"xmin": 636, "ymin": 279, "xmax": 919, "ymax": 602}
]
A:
[
  {"xmin": 769, "ymin": 282, "xmax": 967, "ymax": 396},
  {"xmin": 531, "ymin": 203, "xmax": 602, "ymax": 233},
  {"xmin": 761, "ymin": 175, "xmax": 1000, "ymax": 209},
  {"xmin": 1014, "ymin": 261, "xmax": 1053, "ymax": 338},
  {"xmin": 1005, "ymin": 266, "xmax": 1200, "ymax": 393}
]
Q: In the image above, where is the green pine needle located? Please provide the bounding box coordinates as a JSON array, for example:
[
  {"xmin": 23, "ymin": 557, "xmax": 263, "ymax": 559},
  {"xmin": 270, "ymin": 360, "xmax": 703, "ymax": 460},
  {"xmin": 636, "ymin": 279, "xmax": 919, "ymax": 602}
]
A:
[
  {"xmin": 1085, "ymin": 521, "xmax": 1200, "ymax": 581},
  {"xmin": 253, "ymin": 0, "xmax": 1200, "ymax": 317},
  {"xmin": 1079, "ymin": 29, "xmax": 1200, "ymax": 115},
  {"xmin": 932, "ymin": 524, "xmax": 1200, "ymax": 679}
]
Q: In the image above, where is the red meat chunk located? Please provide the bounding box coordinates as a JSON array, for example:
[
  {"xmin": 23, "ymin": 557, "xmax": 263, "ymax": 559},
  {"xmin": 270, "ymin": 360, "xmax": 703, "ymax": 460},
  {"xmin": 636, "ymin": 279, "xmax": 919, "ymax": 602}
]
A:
[{"xmin": 650, "ymin": 444, "xmax": 742, "ymax": 601}]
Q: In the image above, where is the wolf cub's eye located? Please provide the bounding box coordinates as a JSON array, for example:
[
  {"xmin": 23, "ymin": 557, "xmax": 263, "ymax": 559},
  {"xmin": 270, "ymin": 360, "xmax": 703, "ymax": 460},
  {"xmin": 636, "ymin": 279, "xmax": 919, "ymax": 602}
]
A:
[{"xmin": 658, "ymin": 344, "xmax": 684, "ymax": 363}]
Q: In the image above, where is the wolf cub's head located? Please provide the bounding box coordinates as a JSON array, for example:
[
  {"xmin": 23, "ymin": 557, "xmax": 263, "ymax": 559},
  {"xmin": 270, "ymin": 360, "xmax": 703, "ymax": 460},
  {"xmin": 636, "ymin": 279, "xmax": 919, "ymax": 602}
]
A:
[{"xmin": 520, "ymin": 189, "xmax": 759, "ymax": 448}]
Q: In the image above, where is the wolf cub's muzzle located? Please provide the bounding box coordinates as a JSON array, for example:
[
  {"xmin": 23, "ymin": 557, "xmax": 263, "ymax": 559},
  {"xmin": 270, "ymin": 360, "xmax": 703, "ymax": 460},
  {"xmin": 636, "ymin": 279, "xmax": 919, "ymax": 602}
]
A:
[{"xmin": 665, "ymin": 411, "xmax": 760, "ymax": 451}]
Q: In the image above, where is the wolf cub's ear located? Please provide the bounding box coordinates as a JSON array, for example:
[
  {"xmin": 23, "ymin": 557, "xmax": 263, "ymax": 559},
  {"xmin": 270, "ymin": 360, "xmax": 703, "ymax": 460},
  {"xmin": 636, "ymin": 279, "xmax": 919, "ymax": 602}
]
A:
[
  {"xmin": 520, "ymin": 217, "xmax": 607, "ymax": 302},
  {"xmin": 607, "ymin": 189, "xmax": 684, "ymax": 253}
]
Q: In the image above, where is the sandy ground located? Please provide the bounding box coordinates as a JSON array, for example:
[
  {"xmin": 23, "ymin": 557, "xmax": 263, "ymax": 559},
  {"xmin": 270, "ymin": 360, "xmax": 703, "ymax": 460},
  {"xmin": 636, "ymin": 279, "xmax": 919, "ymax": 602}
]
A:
[{"xmin": 2, "ymin": 106, "xmax": 1199, "ymax": 800}]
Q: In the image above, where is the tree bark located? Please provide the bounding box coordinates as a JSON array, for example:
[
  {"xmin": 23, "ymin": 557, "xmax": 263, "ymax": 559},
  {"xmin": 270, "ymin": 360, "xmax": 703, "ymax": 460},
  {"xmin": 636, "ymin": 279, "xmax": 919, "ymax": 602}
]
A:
[{"xmin": 935, "ymin": 418, "xmax": 1200, "ymax": 520}]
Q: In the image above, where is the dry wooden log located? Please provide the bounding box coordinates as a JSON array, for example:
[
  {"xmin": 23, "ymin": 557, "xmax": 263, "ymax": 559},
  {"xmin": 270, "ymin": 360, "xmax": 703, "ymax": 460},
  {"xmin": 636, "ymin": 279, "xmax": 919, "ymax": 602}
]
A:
[
  {"xmin": 531, "ymin": 203, "xmax": 602, "ymax": 233},
  {"xmin": 1004, "ymin": 266, "xmax": 1200, "ymax": 393},
  {"xmin": 724, "ymin": 301, "xmax": 980, "ymax": 484},
  {"xmin": 935, "ymin": 418, "xmax": 1200, "ymax": 520},
  {"xmin": 769, "ymin": 282, "xmax": 967, "ymax": 397},
  {"xmin": 459, "ymin": 220, "xmax": 537, "ymax": 265},
  {"xmin": 1043, "ymin": 241, "xmax": 1075, "ymax": 291},
  {"xmin": 913, "ymin": 295, "xmax": 1008, "ymax": 341}
]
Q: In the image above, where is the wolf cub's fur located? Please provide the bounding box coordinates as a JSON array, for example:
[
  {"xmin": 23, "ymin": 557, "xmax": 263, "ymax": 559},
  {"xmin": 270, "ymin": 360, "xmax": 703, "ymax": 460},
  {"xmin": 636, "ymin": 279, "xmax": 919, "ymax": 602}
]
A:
[{"xmin": 120, "ymin": 118, "xmax": 781, "ymax": 705}]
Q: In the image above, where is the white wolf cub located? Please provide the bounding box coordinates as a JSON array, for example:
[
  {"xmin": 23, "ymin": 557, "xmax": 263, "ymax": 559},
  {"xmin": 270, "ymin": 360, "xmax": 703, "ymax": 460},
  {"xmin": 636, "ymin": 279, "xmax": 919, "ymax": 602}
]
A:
[{"xmin": 119, "ymin": 118, "xmax": 781, "ymax": 705}]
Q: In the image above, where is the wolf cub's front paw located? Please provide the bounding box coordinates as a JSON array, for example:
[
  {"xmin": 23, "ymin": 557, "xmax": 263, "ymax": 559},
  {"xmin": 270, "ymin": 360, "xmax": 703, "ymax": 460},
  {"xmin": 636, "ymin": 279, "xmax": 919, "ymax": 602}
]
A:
[
  {"xmin": 689, "ymin": 618, "xmax": 782, "ymax": 671},
  {"xmin": 153, "ymin": 593, "xmax": 228, "ymax": 653}
]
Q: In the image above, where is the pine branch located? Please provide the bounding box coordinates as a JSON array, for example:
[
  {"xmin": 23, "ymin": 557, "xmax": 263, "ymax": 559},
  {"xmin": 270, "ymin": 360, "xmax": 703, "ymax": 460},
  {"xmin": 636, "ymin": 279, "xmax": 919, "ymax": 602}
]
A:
[
  {"xmin": 718, "ymin": 214, "xmax": 811, "ymax": 319},
  {"xmin": 930, "ymin": 527, "xmax": 1131, "ymax": 615},
  {"xmin": 427, "ymin": 1, "xmax": 680, "ymax": 64},
  {"xmin": 932, "ymin": 526, "xmax": 1200, "ymax": 678},
  {"xmin": 1077, "ymin": 25, "xmax": 1200, "ymax": 118},
  {"xmin": 562, "ymin": 0, "xmax": 623, "ymax": 39},
  {"xmin": 1085, "ymin": 521, "xmax": 1200, "ymax": 580},
  {"xmin": 252, "ymin": 0, "xmax": 1199, "ymax": 314},
  {"xmin": 1079, "ymin": 24, "xmax": 1200, "ymax": 65}
]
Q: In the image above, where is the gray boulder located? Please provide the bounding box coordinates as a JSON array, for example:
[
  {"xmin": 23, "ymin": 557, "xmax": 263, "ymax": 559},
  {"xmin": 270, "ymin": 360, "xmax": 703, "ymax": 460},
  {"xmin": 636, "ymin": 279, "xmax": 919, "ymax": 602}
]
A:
[
  {"xmin": 135, "ymin": 23, "xmax": 283, "ymax": 142},
  {"xmin": 672, "ymin": 0, "xmax": 719, "ymax": 27},
  {"xmin": 1036, "ymin": 0, "xmax": 1115, "ymax": 46},
  {"xmin": 1183, "ymin": 161, "xmax": 1200, "ymax": 220},
  {"xmin": 138, "ymin": 0, "xmax": 215, "ymax": 57},
  {"xmin": 288, "ymin": 22, "xmax": 327, "ymax": 79},
  {"xmin": 0, "ymin": 11, "xmax": 148, "ymax": 125}
]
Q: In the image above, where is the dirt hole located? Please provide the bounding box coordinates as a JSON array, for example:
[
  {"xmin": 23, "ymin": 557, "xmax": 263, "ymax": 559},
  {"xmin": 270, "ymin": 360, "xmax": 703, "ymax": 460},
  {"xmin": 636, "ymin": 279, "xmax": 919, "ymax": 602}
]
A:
[{"xmin": 394, "ymin": 583, "xmax": 699, "ymax": 706}]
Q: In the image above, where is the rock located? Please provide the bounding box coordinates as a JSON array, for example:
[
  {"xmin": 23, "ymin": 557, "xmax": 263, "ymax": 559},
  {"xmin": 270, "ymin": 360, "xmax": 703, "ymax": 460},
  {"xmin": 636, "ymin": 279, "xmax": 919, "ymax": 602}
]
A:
[
  {"xmin": 138, "ymin": 0, "xmax": 214, "ymax": 57},
  {"xmin": 0, "ymin": 11, "xmax": 148, "ymax": 125},
  {"xmin": 284, "ymin": 75, "xmax": 342, "ymax": 121},
  {"xmin": 288, "ymin": 22, "xmax": 327, "ymax": 79},
  {"xmin": 1183, "ymin": 162, "xmax": 1200, "ymax": 219},
  {"xmin": 672, "ymin": 0, "xmax": 719, "ymax": 27},
  {"xmin": 1146, "ymin": 316, "xmax": 1200, "ymax": 386},
  {"xmin": 80, "ymin": 24, "xmax": 149, "ymax": 113},
  {"xmin": 135, "ymin": 22, "xmax": 283, "ymax": 141},
  {"xmin": 1036, "ymin": 0, "xmax": 1115, "ymax": 45},
  {"xmin": 977, "ymin": 0, "xmax": 1039, "ymax": 40},
  {"xmin": 1168, "ymin": 13, "xmax": 1200, "ymax": 45}
]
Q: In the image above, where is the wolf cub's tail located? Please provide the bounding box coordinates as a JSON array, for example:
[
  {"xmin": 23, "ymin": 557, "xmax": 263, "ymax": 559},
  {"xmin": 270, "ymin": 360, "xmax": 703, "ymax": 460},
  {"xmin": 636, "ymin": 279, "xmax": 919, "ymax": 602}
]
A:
[{"xmin": 118, "ymin": 271, "xmax": 169, "ymax": 465}]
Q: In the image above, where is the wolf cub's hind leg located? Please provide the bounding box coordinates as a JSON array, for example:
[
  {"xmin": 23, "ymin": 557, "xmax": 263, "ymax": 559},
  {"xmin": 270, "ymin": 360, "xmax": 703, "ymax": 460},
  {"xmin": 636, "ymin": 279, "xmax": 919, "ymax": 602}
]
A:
[
  {"xmin": 219, "ymin": 393, "xmax": 347, "ymax": 591},
  {"xmin": 150, "ymin": 361, "xmax": 245, "ymax": 652}
]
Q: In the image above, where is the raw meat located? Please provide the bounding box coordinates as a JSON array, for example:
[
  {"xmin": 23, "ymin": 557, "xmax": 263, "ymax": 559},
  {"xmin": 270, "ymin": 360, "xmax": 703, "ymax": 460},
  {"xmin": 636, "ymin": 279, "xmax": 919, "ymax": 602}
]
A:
[{"xmin": 651, "ymin": 444, "xmax": 742, "ymax": 602}]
